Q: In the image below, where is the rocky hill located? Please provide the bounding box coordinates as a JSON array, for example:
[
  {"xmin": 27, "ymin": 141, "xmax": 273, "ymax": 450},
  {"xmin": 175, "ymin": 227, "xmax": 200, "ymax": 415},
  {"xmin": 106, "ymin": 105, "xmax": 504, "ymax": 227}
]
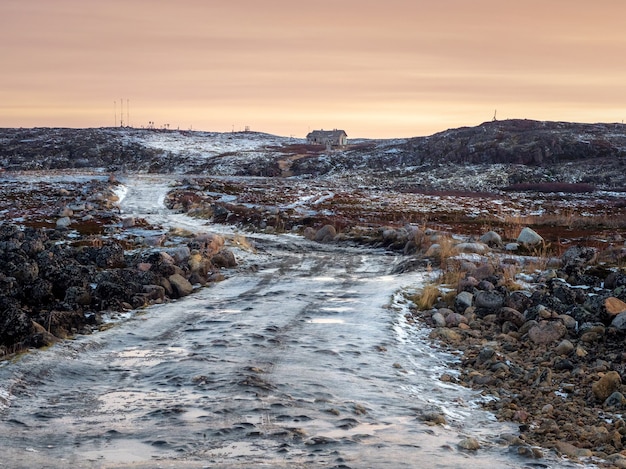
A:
[{"xmin": 1, "ymin": 119, "xmax": 625, "ymax": 190}]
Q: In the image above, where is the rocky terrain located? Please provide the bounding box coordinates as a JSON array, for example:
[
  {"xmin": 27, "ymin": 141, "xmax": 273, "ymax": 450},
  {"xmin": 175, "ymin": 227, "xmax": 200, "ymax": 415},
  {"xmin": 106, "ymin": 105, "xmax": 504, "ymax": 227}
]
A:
[
  {"xmin": 2, "ymin": 119, "xmax": 626, "ymax": 190},
  {"xmin": 0, "ymin": 175, "xmax": 239, "ymax": 357},
  {"xmin": 1, "ymin": 120, "xmax": 626, "ymax": 465}
]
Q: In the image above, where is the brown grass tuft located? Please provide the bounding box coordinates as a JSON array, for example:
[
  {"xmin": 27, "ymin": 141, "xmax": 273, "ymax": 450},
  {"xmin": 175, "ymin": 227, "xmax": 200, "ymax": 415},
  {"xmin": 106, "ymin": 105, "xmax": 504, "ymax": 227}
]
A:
[{"xmin": 413, "ymin": 284, "xmax": 441, "ymax": 310}]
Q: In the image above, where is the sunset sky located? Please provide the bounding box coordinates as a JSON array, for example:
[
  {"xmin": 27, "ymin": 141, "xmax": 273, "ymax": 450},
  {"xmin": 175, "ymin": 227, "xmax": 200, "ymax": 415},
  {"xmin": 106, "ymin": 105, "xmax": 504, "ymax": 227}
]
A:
[{"xmin": 1, "ymin": 0, "xmax": 625, "ymax": 138}]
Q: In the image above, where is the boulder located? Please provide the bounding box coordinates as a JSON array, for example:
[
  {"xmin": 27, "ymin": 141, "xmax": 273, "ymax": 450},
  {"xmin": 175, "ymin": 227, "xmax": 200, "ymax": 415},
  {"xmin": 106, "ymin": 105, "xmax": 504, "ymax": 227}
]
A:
[
  {"xmin": 561, "ymin": 245, "xmax": 598, "ymax": 269},
  {"xmin": 211, "ymin": 249, "xmax": 237, "ymax": 268},
  {"xmin": 168, "ymin": 273, "xmax": 193, "ymax": 298},
  {"xmin": 474, "ymin": 291, "xmax": 504, "ymax": 310},
  {"xmin": 497, "ymin": 307, "xmax": 525, "ymax": 327},
  {"xmin": 479, "ymin": 231, "xmax": 502, "ymax": 247},
  {"xmin": 314, "ymin": 225, "xmax": 337, "ymax": 243},
  {"xmin": 431, "ymin": 311, "xmax": 446, "ymax": 327},
  {"xmin": 517, "ymin": 227, "xmax": 543, "ymax": 247},
  {"xmin": 454, "ymin": 291, "xmax": 473, "ymax": 312}
]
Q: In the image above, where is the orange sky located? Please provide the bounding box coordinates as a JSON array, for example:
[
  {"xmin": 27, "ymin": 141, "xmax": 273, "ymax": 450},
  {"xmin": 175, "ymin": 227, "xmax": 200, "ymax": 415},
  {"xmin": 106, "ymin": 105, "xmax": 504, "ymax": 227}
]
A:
[{"xmin": 1, "ymin": 0, "xmax": 625, "ymax": 138}]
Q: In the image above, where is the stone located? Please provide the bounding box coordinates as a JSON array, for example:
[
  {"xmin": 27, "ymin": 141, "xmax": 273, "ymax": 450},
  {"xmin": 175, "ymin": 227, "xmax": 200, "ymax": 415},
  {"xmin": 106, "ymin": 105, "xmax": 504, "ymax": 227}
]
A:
[
  {"xmin": 431, "ymin": 311, "xmax": 446, "ymax": 327},
  {"xmin": 430, "ymin": 328, "xmax": 462, "ymax": 342},
  {"xmin": 456, "ymin": 242, "xmax": 488, "ymax": 254},
  {"xmin": 592, "ymin": 371, "xmax": 622, "ymax": 402},
  {"xmin": 611, "ymin": 312, "xmax": 626, "ymax": 331},
  {"xmin": 505, "ymin": 290, "xmax": 532, "ymax": 312},
  {"xmin": 121, "ymin": 217, "xmax": 136, "ymax": 228},
  {"xmin": 554, "ymin": 441, "xmax": 592, "ymax": 458},
  {"xmin": 419, "ymin": 411, "xmax": 446, "ymax": 425},
  {"xmin": 557, "ymin": 314, "xmax": 577, "ymax": 331},
  {"xmin": 517, "ymin": 227, "xmax": 543, "ymax": 246},
  {"xmin": 168, "ymin": 273, "xmax": 193, "ymax": 298},
  {"xmin": 424, "ymin": 244, "xmax": 441, "ymax": 257},
  {"xmin": 607, "ymin": 453, "xmax": 626, "ymax": 468},
  {"xmin": 528, "ymin": 321, "xmax": 567, "ymax": 345},
  {"xmin": 479, "ymin": 230, "xmax": 502, "ymax": 247},
  {"xmin": 314, "ymin": 225, "xmax": 337, "ymax": 243},
  {"xmin": 505, "ymin": 242, "xmax": 519, "ymax": 251},
  {"xmin": 455, "ymin": 291, "xmax": 473, "ymax": 312},
  {"xmin": 604, "ymin": 391, "xmax": 626, "ymax": 409},
  {"xmin": 606, "ymin": 297, "xmax": 626, "ymax": 316},
  {"xmin": 561, "ymin": 245, "xmax": 598, "ymax": 269},
  {"xmin": 211, "ymin": 249, "xmax": 237, "ymax": 268},
  {"xmin": 554, "ymin": 339, "xmax": 574, "ymax": 356},
  {"xmin": 445, "ymin": 312, "xmax": 468, "ymax": 327},
  {"xmin": 474, "ymin": 291, "xmax": 504, "ymax": 310},
  {"xmin": 497, "ymin": 307, "xmax": 525, "ymax": 327},
  {"xmin": 458, "ymin": 437, "xmax": 481, "ymax": 451},
  {"xmin": 56, "ymin": 216, "xmax": 72, "ymax": 228}
]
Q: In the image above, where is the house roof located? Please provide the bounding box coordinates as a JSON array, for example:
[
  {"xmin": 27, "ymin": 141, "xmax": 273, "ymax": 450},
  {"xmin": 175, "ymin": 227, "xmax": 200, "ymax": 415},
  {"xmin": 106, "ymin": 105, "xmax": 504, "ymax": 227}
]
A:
[{"xmin": 306, "ymin": 129, "xmax": 347, "ymax": 139}]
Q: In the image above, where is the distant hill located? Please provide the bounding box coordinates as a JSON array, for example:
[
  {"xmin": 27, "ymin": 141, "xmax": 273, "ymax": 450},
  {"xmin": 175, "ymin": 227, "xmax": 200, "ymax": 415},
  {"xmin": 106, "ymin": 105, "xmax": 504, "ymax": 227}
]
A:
[
  {"xmin": 1, "ymin": 120, "xmax": 625, "ymax": 191},
  {"xmin": 406, "ymin": 119, "xmax": 626, "ymax": 166}
]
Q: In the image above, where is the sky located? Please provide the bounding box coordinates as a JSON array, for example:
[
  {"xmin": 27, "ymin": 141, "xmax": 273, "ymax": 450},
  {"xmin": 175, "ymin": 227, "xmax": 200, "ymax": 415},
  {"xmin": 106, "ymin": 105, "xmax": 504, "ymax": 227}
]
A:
[{"xmin": 1, "ymin": 0, "xmax": 625, "ymax": 138}]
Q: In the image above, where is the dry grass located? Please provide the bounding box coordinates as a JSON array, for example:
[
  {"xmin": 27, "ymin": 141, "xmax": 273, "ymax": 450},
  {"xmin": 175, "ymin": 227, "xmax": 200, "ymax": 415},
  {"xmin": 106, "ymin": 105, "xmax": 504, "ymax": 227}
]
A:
[{"xmin": 412, "ymin": 284, "xmax": 441, "ymax": 310}]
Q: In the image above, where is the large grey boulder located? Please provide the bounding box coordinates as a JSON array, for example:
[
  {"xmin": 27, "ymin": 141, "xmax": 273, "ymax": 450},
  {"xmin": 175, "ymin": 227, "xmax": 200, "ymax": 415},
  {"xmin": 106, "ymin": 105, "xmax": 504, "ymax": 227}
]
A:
[{"xmin": 517, "ymin": 227, "xmax": 543, "ymax": 247}]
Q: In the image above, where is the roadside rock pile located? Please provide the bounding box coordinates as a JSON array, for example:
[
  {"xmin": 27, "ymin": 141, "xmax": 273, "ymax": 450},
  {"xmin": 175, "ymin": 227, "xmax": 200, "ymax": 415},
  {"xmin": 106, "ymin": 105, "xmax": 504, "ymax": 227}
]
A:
[
  {"xmin": 410, "ymin": 243, "xmax": 626, "ymax": 464},
  {"xmin": 0, "ymin": 223, "xmax": 237, "ymax": 357}
]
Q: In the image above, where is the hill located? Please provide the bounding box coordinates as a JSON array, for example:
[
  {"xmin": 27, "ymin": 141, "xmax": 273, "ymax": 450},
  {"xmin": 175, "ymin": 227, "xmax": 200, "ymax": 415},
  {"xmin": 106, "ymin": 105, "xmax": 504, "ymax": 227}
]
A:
[{"xmin": 1, "ymin": 119, "xmax": 625, "ymax": 190}]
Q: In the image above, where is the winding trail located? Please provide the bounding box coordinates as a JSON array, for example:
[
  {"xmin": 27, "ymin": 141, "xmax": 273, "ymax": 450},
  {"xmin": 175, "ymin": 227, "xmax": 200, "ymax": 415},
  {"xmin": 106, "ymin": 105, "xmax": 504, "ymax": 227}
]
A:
[{"xmin": 0, "ymin": 175, "xmax": 585, "ymax": 468}]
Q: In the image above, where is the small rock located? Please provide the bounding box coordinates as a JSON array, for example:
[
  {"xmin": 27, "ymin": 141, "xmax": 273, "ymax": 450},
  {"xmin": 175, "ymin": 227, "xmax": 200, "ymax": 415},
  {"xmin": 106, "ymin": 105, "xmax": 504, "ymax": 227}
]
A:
[
  {"xmin": 431, "ymin": 312, "xmax": 446, "ymax": 327},
  {"xmin": 419, "ymin": 411, "xmax": 446, "ymax": 425},
  {"xmin": 458, "ymin": 437, "xmax": 481, "ymax": 451},
  {"xmin": 554, "ymin": 441, "xmax": 592, "ymax": 458},
  {"xmin": 56, "ymin": 216, "xmax": 71, "ymax": 228},
  {"xmin": 555, "ymin": 339, "xmax": 574, "ymax": 356},
  {"xmin": 528, "ymin": 321, "xmax": 566, "ymax": 345},
  {"xmin": 611, "ymin": 311, "xmax": 626, "ymax": 331},
  {"xmin": 456, "ymin": 242, "xmax": 488, "ymax": 254},
  {"xmin": 430, "ymin": 328, "xmax": 462, "ymax": 342},
  {"xmin": 606, "ymin": 297, "xmax": 626, "ymax": 316},
  {"xmin": 604, "ymin": 391, "xmax": 626, "ymax": 409},
  {"xmin": 121, "ymin": 217, "xmax": 136, "ymax": 228},
  {"xmin": 592, "ymin": 371, "xmax": 622, "ymax": 402},
  {"xmin": 445, "ymin": 312, "xmax": 468, "ymax": 327},
  {"xmin": 497, "ymin": 307, "xmax": 525, "ymax": 327}
]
